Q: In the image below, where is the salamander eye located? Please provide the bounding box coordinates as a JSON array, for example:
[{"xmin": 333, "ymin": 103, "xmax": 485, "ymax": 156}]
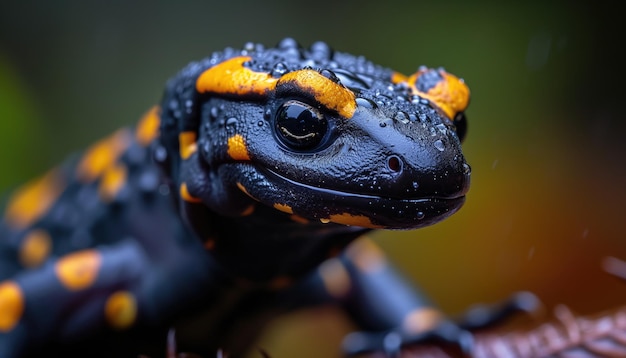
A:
[
  {"xmin": 275, "ymin": 100, "xmax": 328, "ymax": 150},
  {"xmin": 453, "ymin": 112, "xmax": 467, "ymax": 142}
]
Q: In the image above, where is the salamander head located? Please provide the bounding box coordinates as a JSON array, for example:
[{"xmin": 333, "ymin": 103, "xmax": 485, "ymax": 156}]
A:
[{"xmin": 160, "ymin": 39, "xmax": 470, "ymax": 230}]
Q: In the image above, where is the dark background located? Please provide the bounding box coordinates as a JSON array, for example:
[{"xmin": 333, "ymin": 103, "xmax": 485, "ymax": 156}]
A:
[{"xmin": 1, "ymin": 1, "xmax": 625, "ymax": 357}]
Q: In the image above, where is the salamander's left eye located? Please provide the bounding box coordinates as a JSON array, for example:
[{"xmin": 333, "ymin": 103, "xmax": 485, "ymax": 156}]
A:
[
  {"xmin": 453, "ymin": 112, "xmax": 467, "ymax": 142},
  {"xmin": 275, "ymin": 100, "xmax": 328, "ymax": 150}
]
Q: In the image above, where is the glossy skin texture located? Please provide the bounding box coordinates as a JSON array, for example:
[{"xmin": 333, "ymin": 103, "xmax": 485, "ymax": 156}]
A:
[{"xmin": 0, "ymin": 39, "xmax": 470, "ymax": 357}]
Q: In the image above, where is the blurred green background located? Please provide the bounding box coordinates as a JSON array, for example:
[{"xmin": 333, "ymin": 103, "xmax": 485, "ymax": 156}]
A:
[{"xmin": 1, "ymin": 1, "xmax": 625, "ymax": 357}]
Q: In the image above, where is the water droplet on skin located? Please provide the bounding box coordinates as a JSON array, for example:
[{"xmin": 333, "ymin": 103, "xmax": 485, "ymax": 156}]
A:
[
  {"xmin": 412, "ymin": 181, "xmax": 419, "ymax": 189},
  {"xmin": 243, "ymin": 42, "xmax": 255, "ymax": 52},
  {"xmin": 356, "ymin": 97, "xmax": 377, "ymax": 109},
  {"xmin": 394, "ymin": 111, "xmax": 410, "ymax": 124},
  {"xmin": 210, "ymin": 106, "xmax": 219, "ymax": 119},
  {"xmin": 436, "ymin": 123, "xmax": 447, "ymax": 134},
  {"xmin": 271, "ymin": 62, "xmax": 288, "ymax": 77},
  {"xmin": 416, "ymin": 211, "xmax": 425, "ymax": 220},
  {"xmin": 226, "ymin": 117, "xmax": 238, "ymax": 126},
  {"xmin": 434, "ymin": 140, "xmax": 445, "ymax": 151}
]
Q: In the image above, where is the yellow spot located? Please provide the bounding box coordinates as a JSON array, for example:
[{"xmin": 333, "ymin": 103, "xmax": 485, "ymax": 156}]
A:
[
  {"xmin": 196, "ymin": 57, "xmax": 356, "ymax": 118},
  {"xmin": 320, "ymin": 218, "xmax": 331, "ymax": 224},
  {"xmin": 19, "ymin": 229, "xmax": 52, "ymax": 268},
  {"xmin": 180, "ymin": 183, "xmax": 202, "ymax": 203},
  {"xmin": 196, "ymin": 56, "xmax": 277, "ymax": 96},
  {"xmin": 290, "ymin": 215, "xmax": 309, "ymax": 224},
  {"xmin": 402, "ymin": 307, "xmax": 443, "ymax": 334},
  {"xmin": 391, "ymin": 71, "xmax": 408, "ymax": 84},
  {"xmin": 0, "ymin": 281, "xmax": 24, "ymax": 332},
  {"xmin": 277, "ymin": 70, "xmax": 356, "ymax": 119},
  {"xmin": 76, "ymin": 129, "xmax": 131, "ymax": 182},
  {"xmin": 227, "ymin": 134, "xmax": 251, "ymax": 161},
  {"xmin": 98, "ymin": 163, "xmax": 127, "ymax": 202},
  {"xmin": 240, "ymin": 204, "xmax": 255, "ymax": 216},
  {"xmin": 318, "ymin": 258, "xmax": 351, "ymax": 298},
  {"xmin": 4, "ymin": 170, "xmax": 64, "ymax": 229},
  {"xmin": 104, "ymin": 291, "xmax": 137, "ymax": 330},
  {"xmin": 329, "ymin": 213, "xmax": 382, "ymax": 228},
  {"xmin": 273, "ymin": 203, "xmax": 293, "ymax": 214},
  {"xmin": 269, "ymin": 276, "xmax": 292, "ymax": 290},
  {"xmin": 55, "ymin": 250, "xmax": 102, "ymax": 291},
  {"xmin": 345, "ymin": 238, "xmax": 386, "ymax": 273},
  {"xmin": 407, "ymin": 68, "xmax": 470, "ymax": 120},
  {"xmin": 179, "ymin": 131, "xmax": 198, "ymax": 160},
  {"xmin": 135, "ymin": 106, "xmax": 160, "ymax": 146}
]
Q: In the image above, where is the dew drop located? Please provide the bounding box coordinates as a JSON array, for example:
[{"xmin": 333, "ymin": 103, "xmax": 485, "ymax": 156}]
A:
[
  {"xmin": 226, "ymin": 117, "xmax": 238, "ymax": 126},
  {"xmin": 356, "ymin": 97, "xmax": 377, "ymax": 109},
  {"xmin": 271, "ymin": 62, "xmax": 288, "ymax": 77},
  {"xmin": 434, "ymin": 139, "xmax": 445, "ymax": 152},
  {"xmin": 394, "ymin": 111, "xmax": 410, "ymax": 124}
]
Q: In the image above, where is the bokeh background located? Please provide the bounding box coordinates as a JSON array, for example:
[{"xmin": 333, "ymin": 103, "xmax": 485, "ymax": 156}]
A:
[{"xmin": 1, "ymin": 1, "xmax": 625, "ymax": 357}]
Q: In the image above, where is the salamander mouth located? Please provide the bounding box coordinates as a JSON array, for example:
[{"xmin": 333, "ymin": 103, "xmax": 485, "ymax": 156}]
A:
[{"xmin": 232, "ymin": 164, "xmax": 465, "ymax": 229}]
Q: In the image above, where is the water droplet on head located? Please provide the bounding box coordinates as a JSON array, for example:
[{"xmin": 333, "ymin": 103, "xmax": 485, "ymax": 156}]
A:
[
  {"xmin": 271, "ymin": 62, "xmax": 288, "ymax": 77},
  {"xmin": 434, "ymin": 139, "xmax": 445, "ymax": 152},
  {"xmin": 416, "ymin": 211, "xmax": 425, "ymax": 220},
  {"xmin": 310, "ymin": 41, "xmax": 333, "ymax": 61},
  {"xmin": 356, "ymin": 97, "xmax": 377, "ymax": 109},
  {"xmin": 226, "ymin": 117, "xmax": 238, "ymax": 126},
  {"xmin": 394, "ymin": 111, "xmax": 410, "ymax": 124},
  {"xmin": 320, "ymin": 69, "xmax": 340, "ymax": 83},
  {"xmin": 210, "ymin": 106, "xmax": 220, "ymax": 119}
]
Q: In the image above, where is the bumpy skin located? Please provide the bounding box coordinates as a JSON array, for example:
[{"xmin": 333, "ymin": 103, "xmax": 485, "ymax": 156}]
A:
[{"xmin": 0, "ymin": 39, "xmax": 471, "ymax": 357}]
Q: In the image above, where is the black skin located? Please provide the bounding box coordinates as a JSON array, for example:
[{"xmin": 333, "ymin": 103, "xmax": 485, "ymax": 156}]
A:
[{"xmin": 0, "ymin": 38, "xmax": 536, "ymax": 357}]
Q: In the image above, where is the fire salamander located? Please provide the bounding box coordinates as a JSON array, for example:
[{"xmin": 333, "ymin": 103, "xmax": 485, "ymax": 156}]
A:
[{"xmin": 0, "ymin": 39, "xmax": 527, "ymax": 357}]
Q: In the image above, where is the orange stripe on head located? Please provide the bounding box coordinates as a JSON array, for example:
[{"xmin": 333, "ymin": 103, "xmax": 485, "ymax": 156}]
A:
[
  {"xmin": 135, "ymin": 106, "xmax": 161, "ymax": 146},
  {"xmin": 407, "ymin": 68, "xmax": 470, "ymax": 120},
  {"xmin": 0, "ymin": 281, "xmax": 24, "ymax": 332},
  {"xmin": 77, "ymin": 129, "xmax": 132, "ymax": 182},
  {"xmin": 391, "ymin": 71, "xmax": 408, "ymax": 84},
  {"xmin": 55, "ymin": 250, "xmax": 102, "ymax": 291},
  {"xmin": 196, "ymin": 56, "xmax": 278, "ymax": 97},
  {"xmin": 4, "ymin": 170, "xmax": 64, "ymax": 230},
  {"xmin": 179, "ymin": 131, "xmax": 198, "ymax": 160},
  {"xmin": 276, "ymin": 70, "xmax": 356, "ymax": 119}
]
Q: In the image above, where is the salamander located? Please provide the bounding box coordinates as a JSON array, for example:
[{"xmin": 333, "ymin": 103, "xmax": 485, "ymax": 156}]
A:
[{"xmin": 0, "ymin": 38, "xmax": 509, "ymax": 357}]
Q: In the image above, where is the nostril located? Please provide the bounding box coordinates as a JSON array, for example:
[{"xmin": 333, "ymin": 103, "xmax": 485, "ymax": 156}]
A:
[{"xmin": 386, "ymin": 155, "xmax": 403, "ymax": 173}]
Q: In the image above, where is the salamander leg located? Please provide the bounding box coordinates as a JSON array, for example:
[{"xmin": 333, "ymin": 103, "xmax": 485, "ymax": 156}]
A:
[{"xmin": 294, "ymin": 237, "xmax": 540, "ymax": 357}]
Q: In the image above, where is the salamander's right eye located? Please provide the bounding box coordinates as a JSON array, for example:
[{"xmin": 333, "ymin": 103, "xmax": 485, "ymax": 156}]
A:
[{"xmin": 275, "ymin": 100, "xmax": 328, "ymax": 151}]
